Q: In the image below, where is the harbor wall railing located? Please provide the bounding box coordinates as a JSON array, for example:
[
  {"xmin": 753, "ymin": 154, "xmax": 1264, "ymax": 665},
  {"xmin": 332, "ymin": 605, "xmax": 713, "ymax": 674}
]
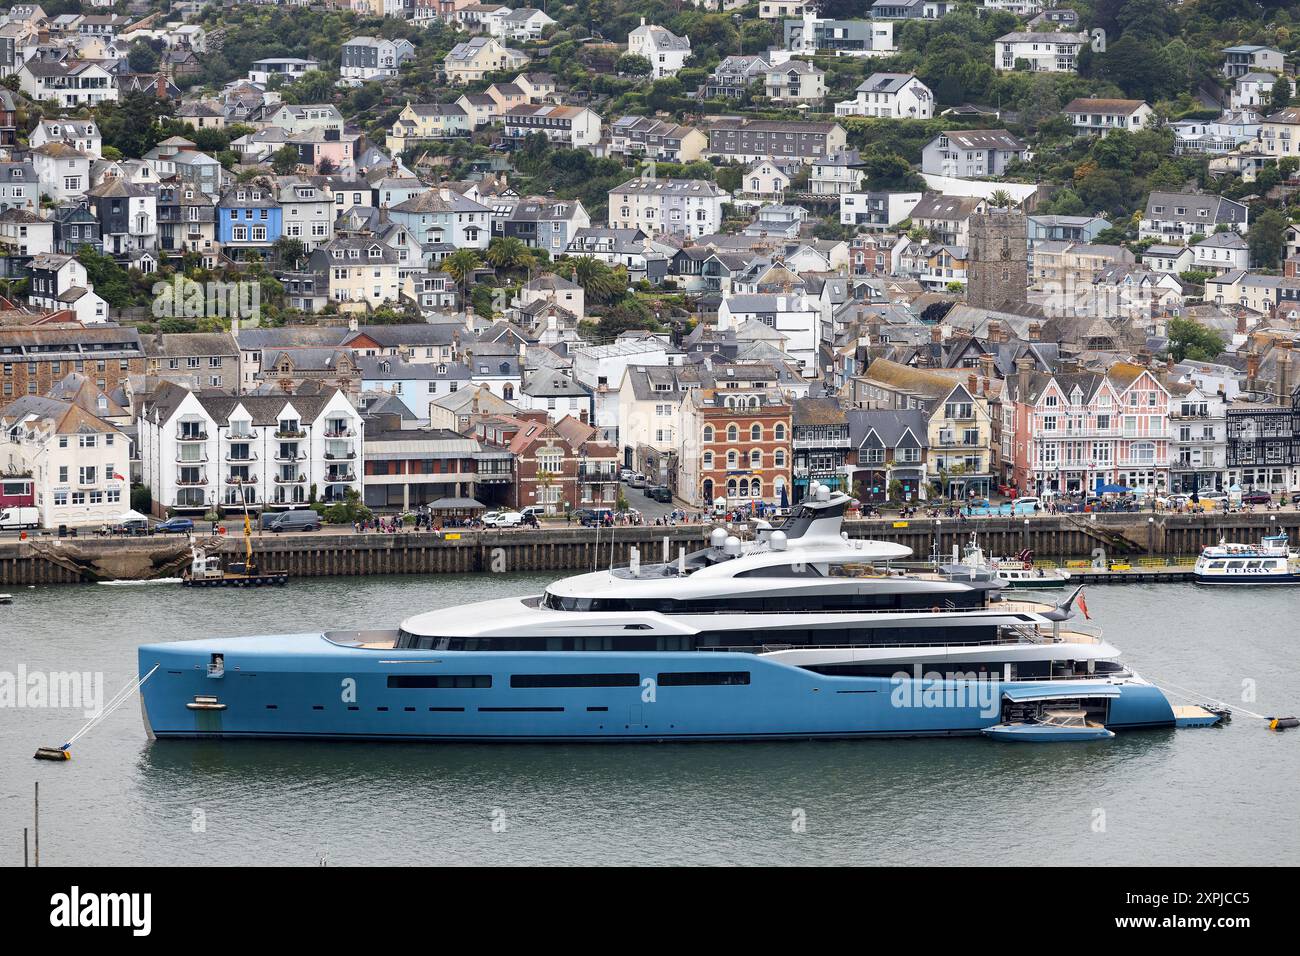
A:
[{"xmin": 2, "ymin": 512, "xmax": 1300, "ymax": 584}]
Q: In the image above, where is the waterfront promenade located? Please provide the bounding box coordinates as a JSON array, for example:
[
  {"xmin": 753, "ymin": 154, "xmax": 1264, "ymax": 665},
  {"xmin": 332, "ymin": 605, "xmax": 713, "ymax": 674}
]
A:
[{"xmin": 2, "ymin": 509, "xmax": 1298, "ymax": 584}]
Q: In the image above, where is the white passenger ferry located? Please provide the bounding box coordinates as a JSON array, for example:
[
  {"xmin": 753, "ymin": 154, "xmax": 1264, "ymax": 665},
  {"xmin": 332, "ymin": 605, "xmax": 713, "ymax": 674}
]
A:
[{"xmin": 1192, "ymin": 533, "xmax": 1300, "ymax": 584}]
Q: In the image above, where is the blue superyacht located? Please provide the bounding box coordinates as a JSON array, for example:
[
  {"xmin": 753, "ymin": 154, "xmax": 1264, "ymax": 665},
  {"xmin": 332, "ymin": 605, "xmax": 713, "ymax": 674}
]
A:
[{"xmin": 138, "ymin": 485, "xmax": 1188, "ymax": 741}]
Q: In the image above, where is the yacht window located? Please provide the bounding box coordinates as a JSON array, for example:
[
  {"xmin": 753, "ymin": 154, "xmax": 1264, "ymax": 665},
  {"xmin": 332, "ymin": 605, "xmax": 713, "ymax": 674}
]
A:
[
  {"xmin": 511, "ymin": 673, "xmax": 639, "ymax": 688},
  {"xmin": 736, "ymin": 564, "xmax": 824, "ymax": 577},
  {"xmin": 1226, "ymin": 561, "xmax": 1244, "ymax": 569},
  {"xmin": 658, "ymin": 671, "xmax": 750, "ymax": 686},
  {"xmin": 387, "ymin": 674, "xmax": 491, "ymax": 688},
  {"xmin": 1208, "ymin": 561, "xmax": 1225, "ymax": 569}
]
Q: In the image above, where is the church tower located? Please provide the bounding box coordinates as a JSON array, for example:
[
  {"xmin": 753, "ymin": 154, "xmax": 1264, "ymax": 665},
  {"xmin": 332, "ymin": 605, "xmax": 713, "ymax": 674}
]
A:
[{"xmin": 966, "ymin": 208, "xmax": 1028, "ymax": 312}]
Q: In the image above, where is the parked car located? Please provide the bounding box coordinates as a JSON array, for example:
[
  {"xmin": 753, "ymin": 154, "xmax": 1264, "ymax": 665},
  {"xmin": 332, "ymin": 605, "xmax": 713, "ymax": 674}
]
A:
[
  {"xmin": 482, "ymin": 511, "xmax": 524, "ymax": 528},
  {"xmin": 1241, "ymin": 491, "xmax": 1273, "ymax": 505},
  {"xmin": 519, "ymin": 506, "xmax": 547, "ymax": 520},
  {"xmin": 649, "ymin": 486, "xmax": 672, "ymax": 503},
  {"xmin": 575, "ymin": 508, "xmax": 614, "ymax": 527},
  {"xmin": 267, "ymin": 510, "xmax": 322, "ymax": 532},
  {"xmin": 155, "ymin": 517, "xmax": 195, "ymax": 534},
  {"xmin": 628, "ymin": 473, "xmax": 648, "ymax": 489},
  {"xmin": 618, "ymin": 468, "xmax": 634, "ymax": 482}
]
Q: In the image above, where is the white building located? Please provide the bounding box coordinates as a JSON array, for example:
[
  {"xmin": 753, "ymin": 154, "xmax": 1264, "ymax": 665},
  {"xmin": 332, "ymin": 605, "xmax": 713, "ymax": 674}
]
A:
[
  {"xmin": 627, "ymin": 19, "xmax": 691, "ymax": 79},
  {"xmin": 994, "ymin": 31, "xmax": 1088, "ymax": 73},
  {"xmin": 573, "ymin": 339, "xmax": 680, "ymax": 426},
  {"xmin": 29, "ymin": 118, "xmax": 102, "ymax": 158},
  {"xmin": 138, "ymin": 382, "xmax": 364, "ymax": 515},
  {"xmin": 1062, "ymin": 98, "xmax": 1154, "ymax": 136},
  {"xmin": 717, "ymin": 293, "xmax": 818, "ymax": 375},
  {"xmin": 607, "ymin": 178, "xmax": 728, "ymax": 239},
  {"xmin": 835, "ymin": 72, "xmax": 933, "ymax": 118},
  {"xmin": 0, "ymin": 391, "xmax": 129, "ymax": 529}
]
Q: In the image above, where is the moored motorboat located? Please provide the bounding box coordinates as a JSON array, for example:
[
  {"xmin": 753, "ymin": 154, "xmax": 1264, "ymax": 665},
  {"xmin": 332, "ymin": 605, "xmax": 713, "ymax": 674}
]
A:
[
  {"xmin": 983, "ymin": 708, "xmax": 1116, "ymax": 742},
  {"xmin": 941, "ymin": 534, "xmax": 1071, "ymax": 590}
]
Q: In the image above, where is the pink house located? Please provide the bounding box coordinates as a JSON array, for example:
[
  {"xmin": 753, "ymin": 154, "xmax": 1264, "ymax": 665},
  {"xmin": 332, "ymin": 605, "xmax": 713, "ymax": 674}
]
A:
[
  {"xmin": 289, "ymin": 129, "xmax": 358, "ymax": 173},
  {"xmin": 1011, "ymin": 361, "xmax": 1172, "ymax": 496}
]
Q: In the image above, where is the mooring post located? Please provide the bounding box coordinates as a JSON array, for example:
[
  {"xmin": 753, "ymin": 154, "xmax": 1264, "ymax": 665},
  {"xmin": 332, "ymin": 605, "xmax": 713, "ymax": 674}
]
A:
[{"xmin": 33, "ymin": 781, "xmax": 39, "ymax": 868}]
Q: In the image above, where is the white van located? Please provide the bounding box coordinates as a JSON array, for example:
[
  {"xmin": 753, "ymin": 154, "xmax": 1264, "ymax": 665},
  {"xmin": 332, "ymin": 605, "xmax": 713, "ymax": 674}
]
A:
[{"xmin": 0, "ymin": 506, "xmax": 39, "ymax": 530}]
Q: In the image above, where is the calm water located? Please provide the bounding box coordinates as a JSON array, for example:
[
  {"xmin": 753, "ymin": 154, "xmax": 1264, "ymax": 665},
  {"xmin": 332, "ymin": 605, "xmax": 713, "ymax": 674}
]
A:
[{"xmin": 1, "ymin": 574, "xmax": 1297, "ymax": 866}]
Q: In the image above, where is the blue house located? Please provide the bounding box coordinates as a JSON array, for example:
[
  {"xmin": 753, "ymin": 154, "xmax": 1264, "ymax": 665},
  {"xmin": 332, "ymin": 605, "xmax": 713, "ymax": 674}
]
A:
[{"xmin": 217, "ymin": 182, "xmax": 282, "ymax": 260}]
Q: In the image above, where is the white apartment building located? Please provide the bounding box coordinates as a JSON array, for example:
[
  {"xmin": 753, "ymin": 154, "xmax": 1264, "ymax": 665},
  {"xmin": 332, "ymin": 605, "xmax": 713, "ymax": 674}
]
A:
[
  {"xmin": 607, "ymin": 178, "xmax": 727, "ymax": 239},
  {"xmin": 138, "ymin": 382, "xmax": 364, "ymax": 515}
]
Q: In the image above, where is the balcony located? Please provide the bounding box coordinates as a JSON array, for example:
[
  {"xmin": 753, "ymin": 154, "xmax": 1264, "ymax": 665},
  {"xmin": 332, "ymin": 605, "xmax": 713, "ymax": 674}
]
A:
[
  {"xmin": 323, "ymin": 427, "xmax": 356, "ymax": 439},
  {"xmin": 176, "ymin": 476, "xmax": 209, "ymax": 487},
  {"xmin": 176, "ymin": 453, "xmax": 208, "ymax": 464},
  {"xmin": 226, "ymin": 452, "xmax": 258, "ymax": 462},
  {"xmin": 274, "ymin": 429, "xmax": 306, "ymax": 439},
  {"xmin": 325, "ymin": 471, "xmax": 356, "ymax": 483},
  {"xmin": 274, "ymin": 451, "xmax": 306, "ymax": 462},
  {"xmin": 176, "ymin": 430, "xmax": 208, "ymax": 442},
  {"xmin": 224, "ymin": 474, "xmax": 258, "ymax": 484},
  {"xmin": 324, "ymin": 451, "xmax": 357, "ymax": 460},
  {"xmin": 274, "ymin": 474, "xmax": 306, "ymax": 484},
  {"xmin": 225, "ymin": 430, "xmax": 255, "ymax": 441}
]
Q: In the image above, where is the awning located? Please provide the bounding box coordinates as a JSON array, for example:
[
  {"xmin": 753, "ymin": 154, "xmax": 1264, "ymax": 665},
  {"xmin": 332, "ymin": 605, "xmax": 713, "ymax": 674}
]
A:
[
  {"xmin": 426, "ymin": 497, "xmax": 486, "ymax": 511},
  {"xmin": 117, "ymin": 509, "xmax": 149, "ymax": 523},
  {"xmin": 1002, "ymin": 683, "xmax": 1121, "ymax": 703}
]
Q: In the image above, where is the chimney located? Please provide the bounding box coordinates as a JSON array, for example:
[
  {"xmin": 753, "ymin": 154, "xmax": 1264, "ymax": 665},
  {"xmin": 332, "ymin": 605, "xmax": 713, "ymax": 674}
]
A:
[
  {"xmin": 1236, "ymin": 312, "xmax": 1248, "ymax": 336},
  {"xmin": 1015, "ymin": 355, "xmax": 1034, "ymax": 403},
  {"xmin": 1277, "ymin": 349, "xmax": 1292, "ymax": 404},
  {"xmin": 967, "ymin": 373, "xmax": 977, "ymax": 395},
  {"xmin": 1027, "ymin": 322, "xmax": 1040, "ymax": 342},
  {"xmin": 1246, "ymin": 353, "xmax": 1260, "ymax": 392},
  {"xmin": 979, "ymin": 352, "xmax": 995, "ymax": 382},
  {"xmin": 987, "ymin": 319, "xmax": 1002, "ymax": 344},
  {"xmin": 930, "ymin": 326, "xmax": 942, "ymax": 344},
  {"xmin": 348, "ymin": 316, "xmax": 358, "ymax": 333}
]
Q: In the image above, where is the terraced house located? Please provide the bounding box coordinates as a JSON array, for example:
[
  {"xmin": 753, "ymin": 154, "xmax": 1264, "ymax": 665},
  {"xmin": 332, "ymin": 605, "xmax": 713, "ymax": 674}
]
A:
[
  {"xmin": 444, "ymin": 36, "xmax": 529, "ymax": 83},
  {"xmin": 1010, "ymin": 362, "xmax": 1173, "ymax": 497},
  {"xmin": 607, "ymin": 178, "xmax": 727, "ymax": 239},
  {"xmin": 502, "ymin": 104, "xmax": 601, "ymax": 149},
  {"xmin": 706, "ymin": 118, "xmax": 847, "ymax": 164},
  {"xmin": 311, "ymin": 236, "xmax": 402, "ymax": 312},
  {"xmin": 385, "ymin": 102, "xmax": 471, "ymax": 153}
]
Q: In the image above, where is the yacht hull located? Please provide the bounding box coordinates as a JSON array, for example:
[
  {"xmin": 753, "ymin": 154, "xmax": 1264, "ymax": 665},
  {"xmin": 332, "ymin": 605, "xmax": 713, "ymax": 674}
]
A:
[{"xmin": 138, "ymin": 634, "xmax": 1177, "ymax": 741}]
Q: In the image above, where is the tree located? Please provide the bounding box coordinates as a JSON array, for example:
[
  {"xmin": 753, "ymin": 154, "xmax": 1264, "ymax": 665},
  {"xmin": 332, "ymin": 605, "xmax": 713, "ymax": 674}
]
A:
[
  {"xmin": 272, "ymin": 237, "xmax": 306, "ymax": 269},
  {"xmin": 271, "ymin": 145, "xmax": 300, "ymax": 175},
  {"xmin": 1248, "ymin": 209, "xmax": 1289, "ymax": 269},
  {"xmin": 443, "ymin": 248, "xmax": 482, "ymax": 310},
  {"xmin": 485, "ymin": 236, "xmax": 535, "ymax": 274},
  {"xmin": 1271, "ymin": 76, "xmax": 1292, "ymax": 113},
  {"xmin": 615, "ymin": 54, "xmax": 651, "ymax": 77},
  {"xmin": 1167, "ymin": 318, "xmax": 1225, "ymax": 363}
]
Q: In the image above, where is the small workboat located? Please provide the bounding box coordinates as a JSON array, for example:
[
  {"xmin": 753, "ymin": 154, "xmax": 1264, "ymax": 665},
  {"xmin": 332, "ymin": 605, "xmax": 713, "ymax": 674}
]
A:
[
  {"xmin": 181, "ymin": 491, "xmax": 289, "ymax": 587},
  {"xmin": 0, "ymin": 593, "xmax": 12, "ymax": 605},
  {"xmin": 942, "ymin": 534, "xmax": 1071, "ymax": 589},
  {"xmin": 1192, "ymin": 533, "xmax": 1300, "ymax": 584},
  {"xmin": 983, "ymin": 709, "xmax": 1115, "ymax": 742}
]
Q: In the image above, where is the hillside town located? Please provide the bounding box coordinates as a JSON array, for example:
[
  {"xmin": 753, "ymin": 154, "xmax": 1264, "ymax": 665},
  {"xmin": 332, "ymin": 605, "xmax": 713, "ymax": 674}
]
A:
[{"xmin": 4, "ymin": 0, "xmax": 1300, "ymax": 532}]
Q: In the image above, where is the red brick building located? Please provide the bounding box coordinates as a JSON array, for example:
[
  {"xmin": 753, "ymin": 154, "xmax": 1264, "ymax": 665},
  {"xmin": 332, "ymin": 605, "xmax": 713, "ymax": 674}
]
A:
[
  {"xmin": 681, "ymin": 377, "xmax": 792, "ymax": 508},
  {"xmin": 1, "ymin": 326, "xmax": 147, "ymax": 401},
  {"xmin": 476, "ymin": 411, "xmax": 619, "ymax": 514}
]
